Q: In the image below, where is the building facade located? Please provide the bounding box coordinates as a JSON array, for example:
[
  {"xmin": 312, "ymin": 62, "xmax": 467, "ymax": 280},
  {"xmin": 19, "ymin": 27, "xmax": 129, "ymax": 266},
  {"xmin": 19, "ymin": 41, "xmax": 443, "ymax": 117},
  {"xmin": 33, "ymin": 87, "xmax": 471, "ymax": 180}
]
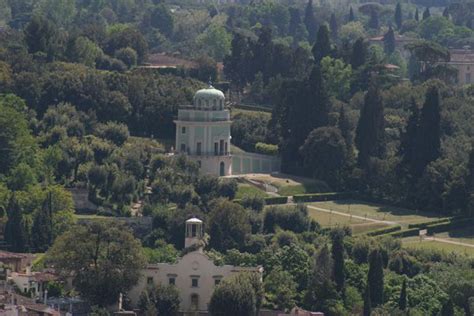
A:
[
  {"xmin": 449, "ymin": 49, "xmax": 474, "ymax": 85},
  {"xmin": 175, "ymin": 86, "xmax": 280, "ymax": 176},
  {"xmin": 128, "ymin": 218, "xmax": 262, "ymax": 314}
]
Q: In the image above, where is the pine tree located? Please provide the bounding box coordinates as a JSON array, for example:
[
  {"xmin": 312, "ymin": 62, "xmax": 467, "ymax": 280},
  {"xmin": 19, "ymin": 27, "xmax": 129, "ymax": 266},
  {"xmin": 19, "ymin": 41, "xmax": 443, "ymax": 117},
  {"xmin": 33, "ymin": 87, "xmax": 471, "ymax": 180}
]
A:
[
  {"xmin": 349, "ymin": 6, "xmax": 355, "ymax": 22},
  {"xmin": 304, "ymin": 0, "xmax": 318, "ymax": 43},
  {"xmin": 355, "ymin": 80, "xmax": 385, "ymax": 167},
  {"xmin": 384, "ymin": 26, "xmax": 396, "ymax": 54},
  {"xmin": 441, "ymin": 299, "xmax": 454, "ymax": 316},
  {"xmin": 5, "ymin": 195, "xmax": 27, "ymax": 252},
  {"xmin": 31, "ymin": 193, "xmax": 53, "ymax": 252},
  {"xmin": 422, "ymin": 7, "xmax": 431, "ymax": 20},
  {"xmin": 399, "ymin": 279, "xmax": 407, "ymax": 310},
  {"xmin": 312, "ymin": 24, "xmax": 331, "ymax": 64},
  {"xmin": 351, "ymin": 37, "xmax": 367, "ymax": 69},
  {"xmin": 395, "ymin": 3, "xmax": 403, "ymax": 30},
  {"xmin": 331, "ymin": 231, "xmax": 345, "ymax": 293},
  {"xmin": 369, "ymin": 9, "xmax": 379, "ymax": 30},
  {"xmin": 413, "ymin": 86, "xmax": 441, "ymax": 178},
  {"xmin": 363, "ymin": 284, "xmax": 371, "ymax": 316},
  {"xmin": 330, "ymin": 13, "xmax": 338, "ymax": 39},
  {"xmin": 415, "ymin": 8, "xmax": 419, "ymax": 22},
  {"xmin": 367, "ymin": 249, "xmax": 384, "ymax": 306}
]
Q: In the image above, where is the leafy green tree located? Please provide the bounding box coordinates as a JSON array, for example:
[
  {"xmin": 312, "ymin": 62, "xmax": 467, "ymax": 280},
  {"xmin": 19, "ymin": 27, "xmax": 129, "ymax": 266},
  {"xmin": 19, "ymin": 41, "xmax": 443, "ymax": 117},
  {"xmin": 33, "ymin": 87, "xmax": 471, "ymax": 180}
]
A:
[
  {"xmin": 31, "ymin": 193, "xmax": 53, "ymax": 252},
  {"xmin": 441, "ymin": 299, "xmax": 454, "ymax": 316},
  {"xmin": 115, "ymin": 47, "xmax": 138, "ymax": 68},
  {"xmin": 5, "ymin": 195, "xmax": 27, "ymax": 252},
  {"xmin": 68, "ymin": 36, "xmax": 103, "ymax": 67},
  {"xmin": 355, "ymin": 81, "xmax": 385, "ymax": 167},
  {"xmin": 304, "ymin": 0, "xmax": 318, "ymax": 43},
  {"xmin": 209, "ymin": 273, "xmax": 258, "ymax": 316},
  {"xmin": 300, "ymin": 127, "xmax": 347, "ymax": 187},
  {"xmin": 138, "ymin": 284, "xmax": 180, "ymax": 316},
  {"xmin": 95, "ymin": 122, "xmax": 130, "ymax": 146},
  {"xmin": 263, "ymin": 204, "xmax": 311, "ymax": 234},
  {"xmin": 395, "ymin": 3, "xmax": 403, "ymax": 30},
  {"xmin": 399, "ymin": 278, "xmax": 407, "ymax": 310},
  {"xmin": 46, "ymin": 221, "xmax": 146, "ymax": 306},
  {"xmin": 197, "ymin": 23, "xmax": 231, "ymax": 61},
  {"xmin": 150, "ymin": 4, "xmax": 174, "ymax": 37},
  {"xmin": 106, "ymin": 25, "xmax": 148, "ymax": 64},
  {"xmin": 367, "ymin": 249, "xmax": 384, "ymax": 306},
  {"xmin": 34, "ymin": 0, "xmax": 76, "ymax": 27},
  {"xmin": 321, "ymin": 56, "xmax": 352, "ymax": 100},
  {"xmin": 264, "ymin": 267, "xmax": 297, "ymax": 311}
]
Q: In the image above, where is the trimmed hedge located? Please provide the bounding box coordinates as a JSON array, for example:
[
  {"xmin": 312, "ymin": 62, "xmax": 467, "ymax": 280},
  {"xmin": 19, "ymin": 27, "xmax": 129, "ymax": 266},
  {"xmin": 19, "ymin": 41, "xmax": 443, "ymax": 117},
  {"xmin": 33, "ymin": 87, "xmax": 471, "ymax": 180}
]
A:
[
  {"xmin": 427, "ymin": 217, "xmax": 474, "ymax": 234},
  {"xmin": 367, "ymin": 225, "xmax": 401, "ymax": 236},
  {"xmin": 264, "ymin": 196, "xmax": 288, "ymax": 205},
  {"xmin": 293, "ymin": 192, "xmax": 353, "ymax": 202},
  {"xmin": 389, "ymin": 228, "xmax": 419, "ymax": 238},
  {"xmin": 408, "ymin": 218, "xmax": 450, "ymax": 229},
  {"xmin": 255, "ymin": 142, "xmax": 279, "ymax": 156}
]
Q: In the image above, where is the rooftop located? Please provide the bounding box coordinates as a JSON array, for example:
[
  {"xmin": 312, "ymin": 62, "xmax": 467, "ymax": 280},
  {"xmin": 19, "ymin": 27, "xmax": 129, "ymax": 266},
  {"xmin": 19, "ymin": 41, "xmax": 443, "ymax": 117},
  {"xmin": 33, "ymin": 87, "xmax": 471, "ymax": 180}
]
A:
[{"xmin": 449, "ymin": 49, "xmax": 474, "ymax": 63}]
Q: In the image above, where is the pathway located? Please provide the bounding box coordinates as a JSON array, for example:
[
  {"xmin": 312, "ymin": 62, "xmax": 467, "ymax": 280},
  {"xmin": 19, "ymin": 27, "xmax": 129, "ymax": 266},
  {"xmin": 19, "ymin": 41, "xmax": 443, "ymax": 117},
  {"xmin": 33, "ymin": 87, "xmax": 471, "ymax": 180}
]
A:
[{"xmin": 422, "ymin": 236, "xmax": 474, "ymax": 248}]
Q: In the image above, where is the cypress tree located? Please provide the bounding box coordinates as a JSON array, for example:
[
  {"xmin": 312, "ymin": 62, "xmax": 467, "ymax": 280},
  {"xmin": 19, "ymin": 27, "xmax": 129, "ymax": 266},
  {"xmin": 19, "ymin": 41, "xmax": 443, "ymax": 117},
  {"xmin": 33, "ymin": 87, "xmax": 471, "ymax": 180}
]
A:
[
  {"xmin": 399, "ymin": 98, "xmax": 420, "ymax": 179},
  {"xmin": 349, "ymin": 6, "xmax": 355, "ymax": 22},
  {"xmin": 5, "ymin": 195, "xmax": 27, "ymax": 252},
  {"xmin": 355, "ymin": 80, "xmax": 385, "ymax": 168},
  {"xmin": 384, "ymin": 26, "xmax": 396, "ymax": 54},
  {"xmin": 31, "ymin": 193, "xmax": 53, "ymax": 252},
  {"xmin": 441, "ymin": 299, "xmax": 454, "ymax": 316},
  {"xmin": 442, "ymin": 7, "xmax": 449, "ymax": 19},
  {"xmin": 395, "ymin": 3, "xmax": 403, "ymax": 30},
  {"xmin": 369, "ymin": 9, "xmax": 379, "ymax": 30},
  {"xmin": 415, "ymin": 8, "xmax": 419, "ymax": 22},
  {"xmin": 399, "ymin": 279, "xmax": 407, "ymax": 310},
  {"xmin": 363, "ymin": 284, "xmax": 371, "ymax": 316},
  {"xmin": 307, "ymin": 64, "xmax": 330, "ymax": 129},
  {"xmin": 351, "ymin": 37, "xmax": 367, "ymax": 69},
  {"xmin": 367, "ymin": 249, "xmax": 384, "ymax": 306},
  {"xmin": 330, "ymin": 13, "xmax": 338, "ymax": 39},
  {"xmin": 289, "ymin": 8, "xmax": 305, "ymax": 41},
  {"xmin": 422, "ymin": 7, "xmax": 431, "ymax": 20},
  {"xmin": 413, "ymin": 86, "xmax": 441, "ymax": 178},
  {"xmin": 338, "ymin": 105, "xmax": 352, "ymax": 148},
  {"xmin": 331, "ymin": 231, "xmax": 345, "ymax": 293},
  {"xmin": 312, "ymin": 24, "xmax": 331, "ymax": 64},
  {"xmin": 304, "ymin": 0, "xmax": 318, "ymax": 43}
]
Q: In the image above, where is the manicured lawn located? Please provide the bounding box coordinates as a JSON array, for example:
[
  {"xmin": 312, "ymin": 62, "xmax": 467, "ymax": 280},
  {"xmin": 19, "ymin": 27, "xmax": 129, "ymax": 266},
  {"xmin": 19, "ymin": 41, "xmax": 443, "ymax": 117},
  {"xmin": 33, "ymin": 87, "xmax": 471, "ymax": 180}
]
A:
[
  {"xmin": 309, "ymin": 200, "xmax": 445, "ymax": 228},
  {"xmin": 235, "ymin": 183, "xmax": 269, "ymax": 199},
  {"xmin": 74, "ymin": 214, "xmax": 111, "ymax": 220},
  {"xmin": 242, "ymin": 173, "xmax": 330, "ymax": 196},
  {"xmin": 403, "ymin": 237, "xmax": 474, "ymax": 256},
  {"xmin": 231, "ymin": 108, "xmax": 272, "ymax": 119},
  {"xmin": 436, "ymin": 226, "xmax": 474, "ymax": 245}
]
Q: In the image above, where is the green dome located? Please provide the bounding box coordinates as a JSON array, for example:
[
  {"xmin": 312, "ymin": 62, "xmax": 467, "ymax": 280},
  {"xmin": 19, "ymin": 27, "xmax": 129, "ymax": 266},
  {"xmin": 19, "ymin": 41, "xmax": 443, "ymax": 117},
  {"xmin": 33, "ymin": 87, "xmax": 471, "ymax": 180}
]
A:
[{"xmin": 193, "ymin": 86, "xmax": 225, "ymax": 109}]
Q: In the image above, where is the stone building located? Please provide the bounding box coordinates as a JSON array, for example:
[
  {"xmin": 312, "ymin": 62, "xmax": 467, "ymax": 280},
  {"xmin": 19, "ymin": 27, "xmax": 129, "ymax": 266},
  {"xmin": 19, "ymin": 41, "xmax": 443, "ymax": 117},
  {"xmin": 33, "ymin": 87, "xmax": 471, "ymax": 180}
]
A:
[
  {"xmin": 174, "ymin": 86, "xmax": 280, "ymax": 176},
  {"xmin": 449, "ymin": 48, "xmax": 474, "ymax": 85},
  {"xmin": 128, "ymin": 218, "xmax": 262, "ymax": 314}
]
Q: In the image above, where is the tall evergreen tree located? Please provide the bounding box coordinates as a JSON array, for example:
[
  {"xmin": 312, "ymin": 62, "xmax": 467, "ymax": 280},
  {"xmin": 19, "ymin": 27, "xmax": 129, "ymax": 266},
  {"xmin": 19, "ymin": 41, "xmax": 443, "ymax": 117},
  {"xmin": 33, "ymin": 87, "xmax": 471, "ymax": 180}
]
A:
[
  {"xmin": 5, "ymin": 195, "xmax": 27, "ymax": 252},
  {"xmin": 338, "ymin": 105, "xmax": 352, "ymax": 149},
  {"xmin": 304, "ymin": 0, "xmax": 318, "ymax": 43},
  {"xmin": 399, "ymin": 98, "xmax": 419, "ymax": 179},
  {"xmin": 422, "ymin": 7, "xmax": 431, "ymax": 20},
  {"xmin": 289, "ymin": 7, "xmax": 306, "ymax": 42},
  {"xmin": 312, "ymin": 25, "xmax": 331, "ymax": 64},
  {"xmin": 363, "ymin": 285, "xmax": 371, "ymax": 316},
  {"xmin": 330, "ymin": 13, "xmax": 338, "ymax": 39},
  {"xmin": 384, "ymin": 26, "xmax": 396, "ymax": 54},
  {"xmin": 355, "ymin": 80, "xmax": 385, "ymax": 167},
  {"xmin": 442, "ymin": 7, "xmax": 449, "ymax": 18},
  {"xmin": 31, "ymin": 193, "xmax": 53, "ymax": 252},
  {"xmin": 331, "ymin": 231, "xmax": 345, "ymax": 293},
  {"xmin": 441, "ymin": 299, "xmax": 454, "ymax": 316},
  {"xmin": 415, "ymin": 8, "xmax": 419, "ymax": 21},
  {"xmin": 223, "ymin": 33, "xmax": 250, "ymax": 89},
  {"xmin": 368, "ymin": 249, "xmax": 384, "ymax": 306},
  {"xmin": 369, "ymin": 9, "xmax": 379, "ymax": 30},
  {"xmin": 351, "ymin": 37, "xmax": 367, "ymax": 69},
  {"xmin": 399, "ymin": 279, "xmax": 407, "ymax": 310},
  {"xmin": 413, "ymin": 86, "xmax": 441, "ymax": 178},
  {"xmin": 349, "ymin": 6, "xmax": 355, "ymax": 22},
  {"xmin": 395, "ymin": 3, "xmax": 403, "ymax": 29},
  {"xmin": 307, "ymin": 64, "xmax": 330, "ymax": 128}
]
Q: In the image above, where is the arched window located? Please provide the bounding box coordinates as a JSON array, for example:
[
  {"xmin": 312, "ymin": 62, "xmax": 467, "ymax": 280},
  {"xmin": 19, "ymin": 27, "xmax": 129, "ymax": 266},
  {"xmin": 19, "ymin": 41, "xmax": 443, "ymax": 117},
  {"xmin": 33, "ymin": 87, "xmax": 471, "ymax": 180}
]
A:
[
  {"xmin": 220, "ymin": 100, "xmax": 223, "ymax": 109},
  {"xmin": 198, "ymin": 99, "xmax": 202, "ymax": 107},
  {"xmin": 219, "ymin": 161, "xmax": 225, "ymax": 176},
  {"xmin": 191, "ymin": 294, "xmax": 199, "ymax": 310},
  {"xmin": 213, "ymin": 99, "xmax": 217, "ymax": 108}
]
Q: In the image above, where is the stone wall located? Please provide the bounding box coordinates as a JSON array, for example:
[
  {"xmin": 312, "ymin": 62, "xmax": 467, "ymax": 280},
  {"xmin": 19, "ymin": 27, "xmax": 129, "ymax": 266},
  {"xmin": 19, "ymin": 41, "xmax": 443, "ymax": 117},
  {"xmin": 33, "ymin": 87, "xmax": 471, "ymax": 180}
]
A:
[{"xmin": 232, "ymin": 152, "xmax": 281, "ymax": 175}]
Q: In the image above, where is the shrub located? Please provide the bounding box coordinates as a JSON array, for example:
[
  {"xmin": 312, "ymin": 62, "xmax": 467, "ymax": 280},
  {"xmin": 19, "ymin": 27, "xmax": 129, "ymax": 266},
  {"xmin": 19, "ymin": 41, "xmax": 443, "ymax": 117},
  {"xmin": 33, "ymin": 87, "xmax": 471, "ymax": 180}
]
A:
[
  {"xmin": 367, "ymin": 225, "xmax": 401, "ymax": 236},
  {"xmin": 407, "ymin": 218, "xmax": 450, "ymax": 229},
  {"xmin": 255, "ymin": 142, "xmax": 278, "ymax": 155},
  {"xmin": 389, "ymin": 228, "xmax": 419, "ymax": 238},
  {"xmin": 263, "ymin": 204, "xmax": 310, "ymax": 233},
  {"xmin": 293, "ymin": 192, "xmax": 353, "ymax": 202},
  {"xmin": 264, "ymin": 196, "xmax": 287, "ymax": 205}
]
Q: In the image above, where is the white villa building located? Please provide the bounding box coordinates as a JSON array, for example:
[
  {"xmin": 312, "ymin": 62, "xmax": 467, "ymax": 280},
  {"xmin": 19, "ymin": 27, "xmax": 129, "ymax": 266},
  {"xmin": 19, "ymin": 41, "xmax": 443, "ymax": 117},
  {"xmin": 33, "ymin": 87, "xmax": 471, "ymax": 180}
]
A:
[
  {"xmin": 174, "ymin": 86, "xmax": 280, "ymax": 176},
  {"xmin": 128, "ymin": 218, "xmax": 262, "ymax": 314}
]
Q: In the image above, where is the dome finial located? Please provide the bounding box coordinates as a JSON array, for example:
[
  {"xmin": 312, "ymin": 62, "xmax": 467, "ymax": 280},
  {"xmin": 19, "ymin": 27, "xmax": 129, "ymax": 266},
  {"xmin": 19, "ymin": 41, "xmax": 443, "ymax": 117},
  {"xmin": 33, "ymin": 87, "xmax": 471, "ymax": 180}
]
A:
[{"xmin": 208, "ymin": 77, "xmax": 213, "ymax": 89}]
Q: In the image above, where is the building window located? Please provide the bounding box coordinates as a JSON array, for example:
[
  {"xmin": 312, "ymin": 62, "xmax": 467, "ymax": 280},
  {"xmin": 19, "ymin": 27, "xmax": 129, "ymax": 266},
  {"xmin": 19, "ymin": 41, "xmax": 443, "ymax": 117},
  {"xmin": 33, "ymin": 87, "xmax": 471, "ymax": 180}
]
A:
[
  {"xmin": 147, "ymin": 277, "xmax": 153, "ymax": 285},
  {"xmin": 214, "ymin": 142, "xmax": 218, "ymax": 156},
  {"xmin": 198, "ymin": 99, "xmax": 202, "ymax": 107},
  {"xmin": 466, "ymin": 73, "xmax": 472, "ymax": 84},
  {"xmin": 213, "ymin": 99, "xmax": 217, "ymax": 108},
  {"xmin": 182, "ymin": 127, "xmax": 186, "ymax": 134},
  {"xmin": 196, "ymin": 142, "xmax": 202, "ymax": 156},
  {"xmin": 214, "ymin": 279, "xmax": 221, "ymax": 286},
  {"xmin": 181, "ymin": 144, "xmax": 186, "ymax": 152},
  {"xmin": 191, "ymin": 224, "xmax": 197, "ymax": 237},
  {"xmin": 169, "ymin": 277, "xmax": 175, "ymax": 285},
  {"xmin": 219, "ymin": 140, "xmax": 224, "ymax": 155},
  {"xmin": 191, "ymin": 278, "xmax": 199, "ymax": 288}
]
